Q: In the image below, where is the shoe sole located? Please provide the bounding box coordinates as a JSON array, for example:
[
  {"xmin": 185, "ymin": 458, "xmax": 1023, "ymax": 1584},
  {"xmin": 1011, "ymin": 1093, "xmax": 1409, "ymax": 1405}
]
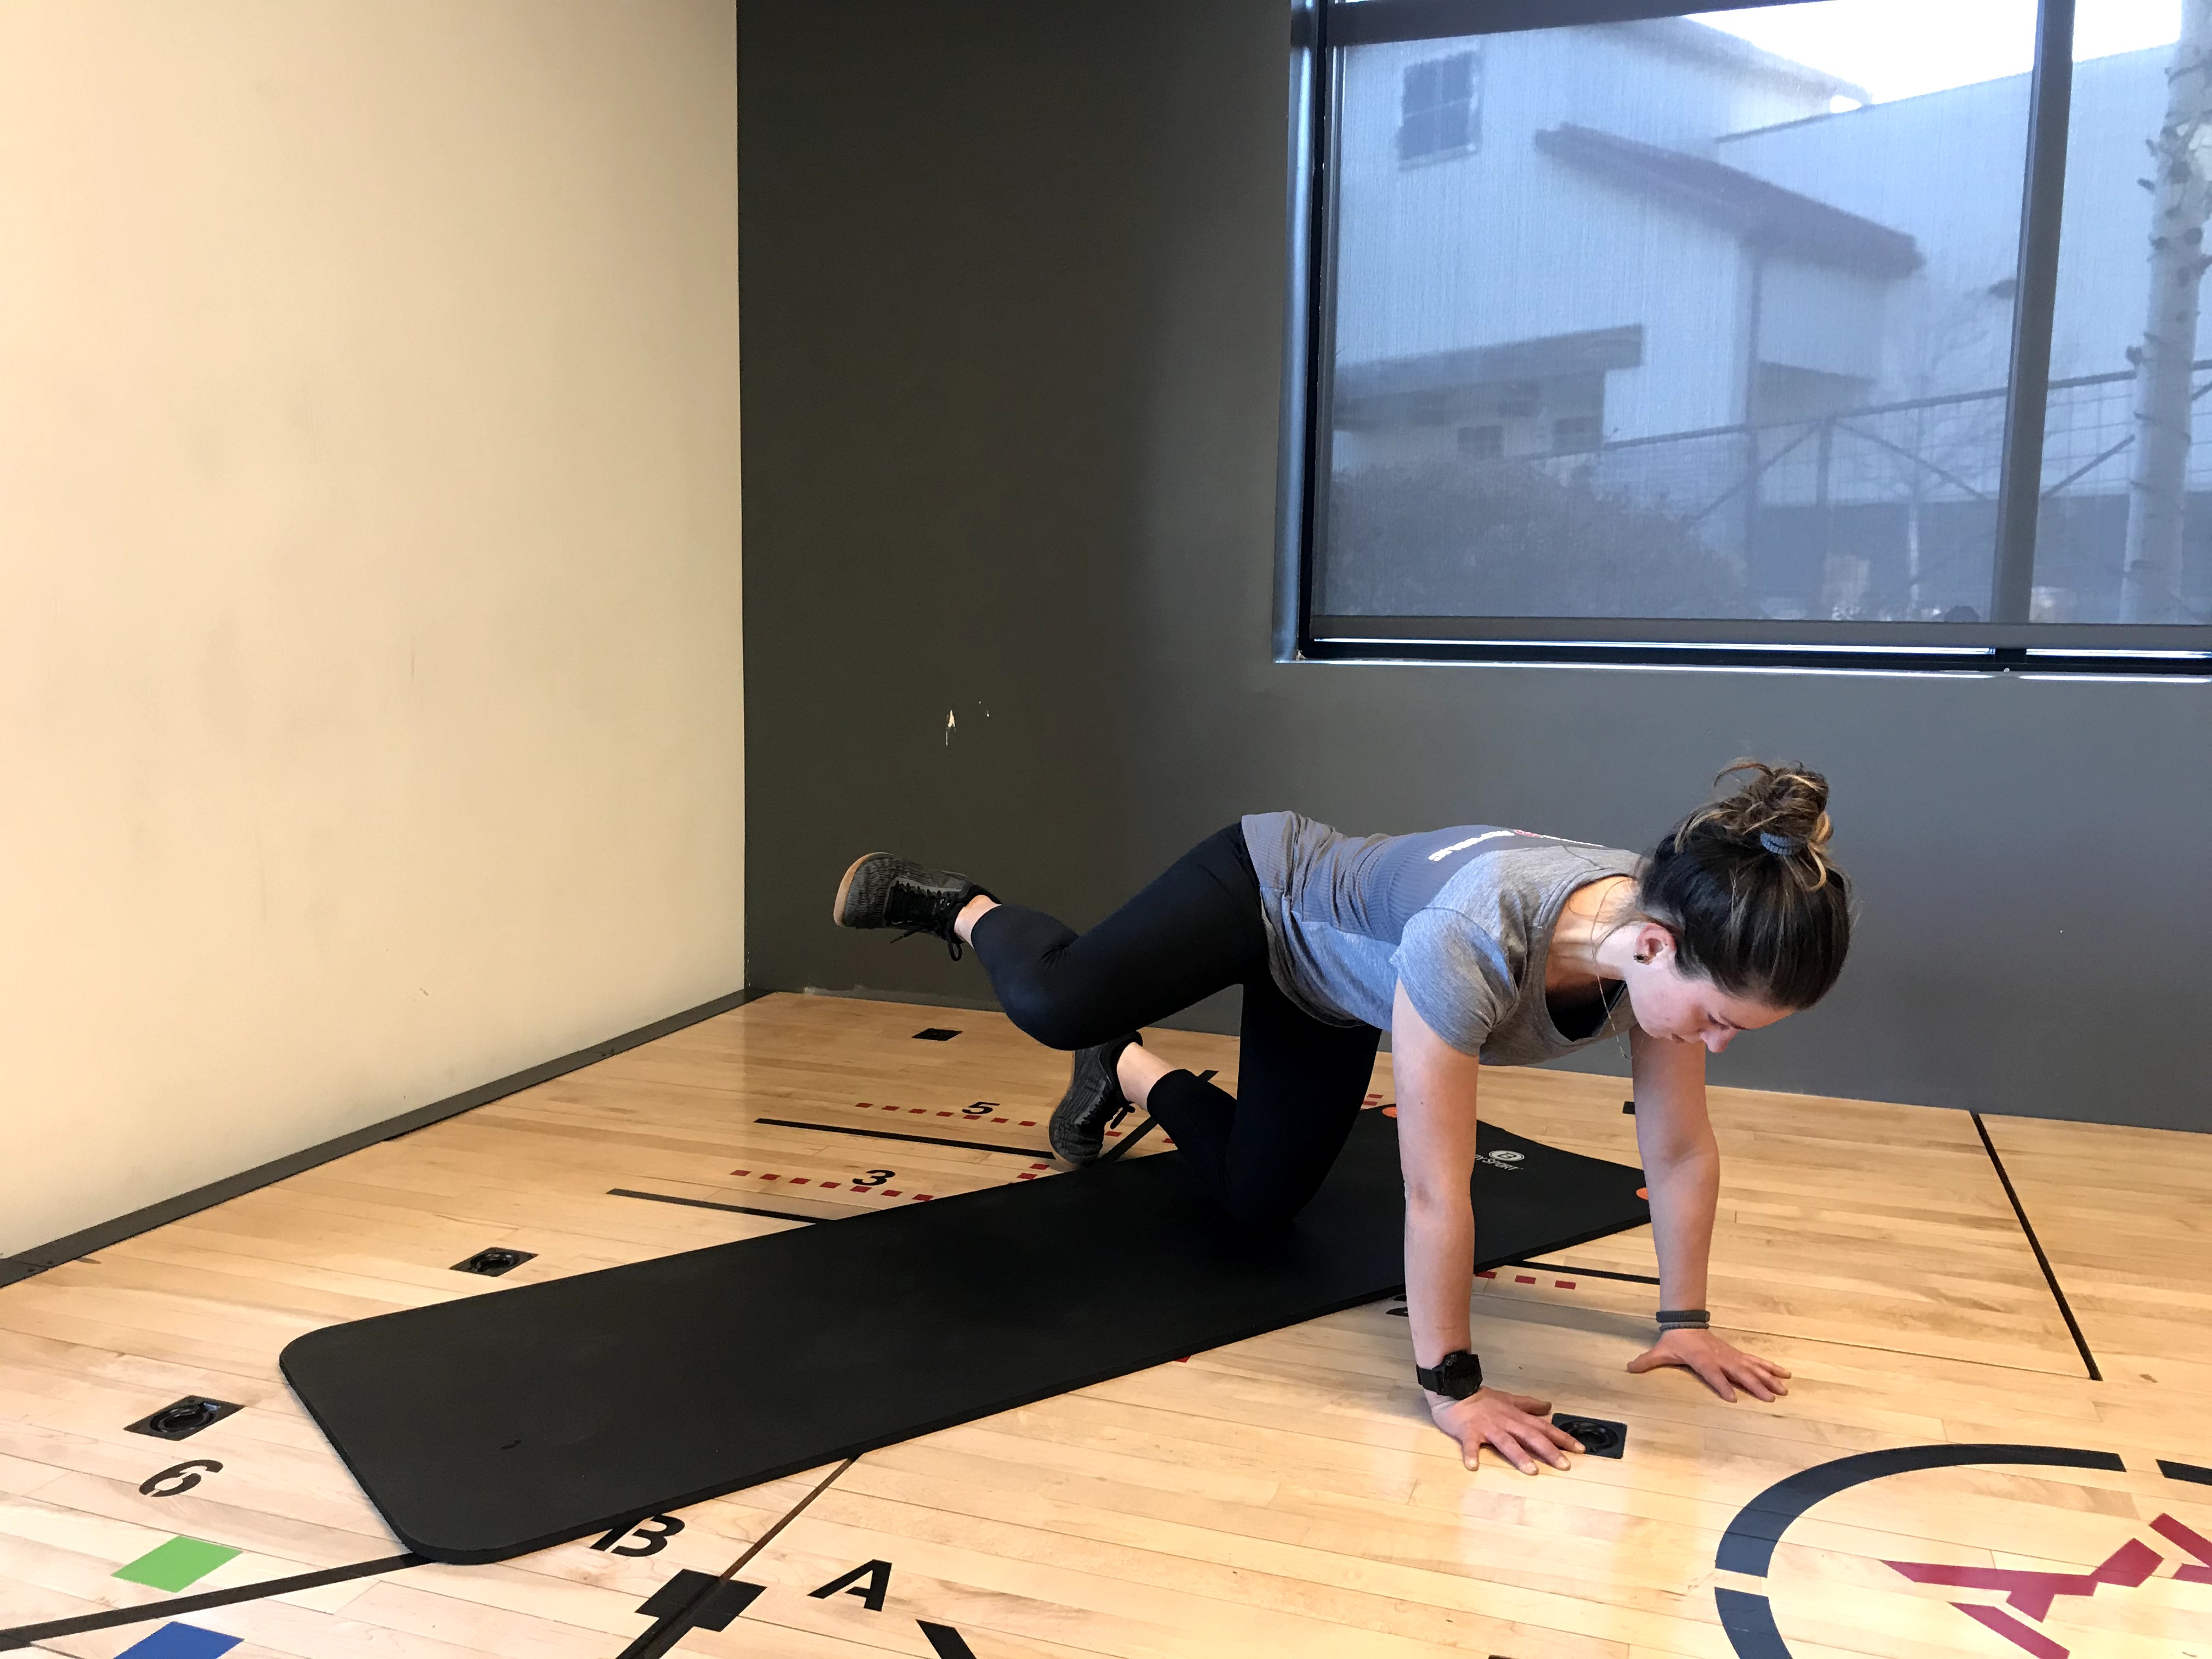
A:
[{"xmin": 831, "ymin": 853, "xmax": 889, "ymax": 928}]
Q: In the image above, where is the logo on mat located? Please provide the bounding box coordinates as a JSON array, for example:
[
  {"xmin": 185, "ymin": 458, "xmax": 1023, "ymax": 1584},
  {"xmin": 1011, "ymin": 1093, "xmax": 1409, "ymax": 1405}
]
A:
[{"xmin": 1475, "ymin": 1149, "xmax": 1526, "ymax": 1170}]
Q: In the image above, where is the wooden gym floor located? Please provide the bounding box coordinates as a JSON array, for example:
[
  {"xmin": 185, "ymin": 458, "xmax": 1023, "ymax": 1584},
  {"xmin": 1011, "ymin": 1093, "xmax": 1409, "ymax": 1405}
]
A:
[{"xmin": 1, "ymin": 991, "xmax": 2207, "ymax": 1659}]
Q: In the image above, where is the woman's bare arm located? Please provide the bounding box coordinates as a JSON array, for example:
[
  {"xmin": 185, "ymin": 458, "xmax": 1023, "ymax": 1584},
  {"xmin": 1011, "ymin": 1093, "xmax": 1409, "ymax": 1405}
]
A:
[
  {"xmin": 1625, "ymin": 1030, "xmax": 1791, "ymax": 1402},
  {"xmin": 1393, "ymin": 982, "xmax": 1584, "ymax": 1472}
]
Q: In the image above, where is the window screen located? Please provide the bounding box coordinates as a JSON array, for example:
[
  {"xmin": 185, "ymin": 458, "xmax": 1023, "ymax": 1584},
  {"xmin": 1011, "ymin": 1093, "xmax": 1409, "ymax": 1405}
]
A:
[{"xmin": 1289, "ymin": 0, "xmax": 2212, "ymax": 672}]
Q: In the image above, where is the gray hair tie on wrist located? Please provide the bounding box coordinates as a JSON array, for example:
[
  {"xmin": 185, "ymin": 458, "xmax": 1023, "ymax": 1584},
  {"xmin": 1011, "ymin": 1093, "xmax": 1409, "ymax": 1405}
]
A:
[{"xmin": 1758, "ymin": 831, "xmax": 1804, "ymax": 856}]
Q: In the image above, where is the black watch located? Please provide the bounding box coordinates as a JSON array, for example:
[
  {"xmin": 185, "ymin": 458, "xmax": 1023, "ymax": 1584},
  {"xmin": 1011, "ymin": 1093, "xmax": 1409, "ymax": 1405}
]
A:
[{"xmin": 1415, "ymin": 1350, "xmax": 1484, "ymax": 1400}]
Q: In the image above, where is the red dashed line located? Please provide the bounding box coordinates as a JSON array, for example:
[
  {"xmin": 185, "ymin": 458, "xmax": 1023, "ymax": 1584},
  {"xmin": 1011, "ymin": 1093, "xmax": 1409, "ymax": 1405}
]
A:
[
  {"xmin": 1556, "ymin": 1280, "xmax": 1576, "ymax": 1289},
  {"xmin": 909, "ymin": 1108, "xmax": 925, "ymax": 1114},
  {"xmin": 1029, "ymin": 1163, "xmax": 1049, "ymax": 1170},
  {"xmin": 857, "ymin": 1101, "xmax": 872, "ymax": 1108},
  {"xmin": 1018, "ymin": 1120, "xmax": 1035, "ymax": 1127},
  {"xmin": 1514, "ymin": 1274, "xmax": 1536, "ymax": 1284},
  {"xmin": 762, "ymin": 1175, "xmax": 781, "ymax": 1181},
  {"xmin": 789, "ymin": 1178, "xmax": 810, "ymax": 1186},
  {"xmin": 937, "ymin": 1111, "xmax": 953, "ymax": 1117},
  {"xmin": 912, "ymin": 1194, "xmax": 934, "ymax": 1202},
  {"xmin": 1018, "ymin": 1173, "xmax": 1037, "ymax": 1180},
  {"xmin": 730, "ymin": 1169, "xmax": 749, "ymax": 1176},
  {"xmin": 1477, "ymin": 1269, "xmax": 1495, "ymax": 1279},
  {"xmin": 881, "ymin": 1189, "xmax": 901, "ymax": 1197},
  {"xmin": 991, "ymin": 1116, "xmax": 1008, "ymax": 1123}
]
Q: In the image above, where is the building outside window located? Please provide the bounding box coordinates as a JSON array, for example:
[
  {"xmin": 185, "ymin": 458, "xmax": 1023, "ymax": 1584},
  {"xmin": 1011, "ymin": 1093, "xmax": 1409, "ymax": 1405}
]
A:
[{"xmin": 1293, "ymin": 0, "xmax": 2212, "ymax": 670}]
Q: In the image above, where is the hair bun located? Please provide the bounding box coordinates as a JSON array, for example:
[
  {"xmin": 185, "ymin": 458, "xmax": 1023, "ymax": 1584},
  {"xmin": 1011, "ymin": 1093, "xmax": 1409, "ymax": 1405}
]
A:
[{"xmin": 1686, "ymin": 760, "xmax": 1835, "ymax": 887}]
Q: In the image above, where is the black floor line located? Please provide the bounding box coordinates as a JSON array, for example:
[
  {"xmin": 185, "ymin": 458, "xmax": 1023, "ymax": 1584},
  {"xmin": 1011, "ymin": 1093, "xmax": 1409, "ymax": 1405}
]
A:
[
  {"xmin": 613, "ymin": 1458, "xmax": 856, "ymax": 1659},
  {"xmin": 759, "ymin": 1067, "xmax": 1220, "ymax": 1169},
  {"xmin": 1504, "ymin": 1257, "xmax": 1662, "ymax": 1286},
  {"xmin": 1094, "ymin": 1116, "xmax": 1158, "ymax": 1163},
  {"xmin": 0, "ymin": 1553, "xmax": 422, "ymax": 1650},
  {"xmin": 608, "ymin": 1189, "xmax": 823, "ymax": 1223},
  {"xmin": 754, "ymin": 1116, "xmax": 1051, "ymax": 1160},
  {"xmin": 1970, "ymin": 1112, "xmax": 2102, "ymax": 1383}
]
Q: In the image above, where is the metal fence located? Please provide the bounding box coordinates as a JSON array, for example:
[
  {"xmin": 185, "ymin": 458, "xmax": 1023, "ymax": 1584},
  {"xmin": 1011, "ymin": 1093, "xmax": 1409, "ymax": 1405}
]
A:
[{"xmin": 1474, "ymin": 360, "xmax": 2212, "ymax": 623}]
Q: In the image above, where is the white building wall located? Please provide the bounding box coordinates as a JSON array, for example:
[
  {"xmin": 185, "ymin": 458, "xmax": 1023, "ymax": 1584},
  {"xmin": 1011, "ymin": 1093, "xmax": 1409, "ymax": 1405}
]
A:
[{"xmin": 1333, "ymin": 21, "xmax": 1835, "ymax": 439}]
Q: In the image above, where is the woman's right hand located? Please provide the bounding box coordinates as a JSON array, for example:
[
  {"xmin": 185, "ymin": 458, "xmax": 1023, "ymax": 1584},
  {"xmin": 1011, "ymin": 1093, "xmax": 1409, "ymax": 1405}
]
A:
[{"xmin": 1428, "ymin": 1387, "xmax": 1583, "ymax": 1473}]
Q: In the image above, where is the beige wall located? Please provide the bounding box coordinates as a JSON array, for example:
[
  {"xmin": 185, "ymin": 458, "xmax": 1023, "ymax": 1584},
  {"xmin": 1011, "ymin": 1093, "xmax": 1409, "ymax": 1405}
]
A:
[{"xmin": 0, "ymin": 1, "xmax": 744, "ymax": 1254}]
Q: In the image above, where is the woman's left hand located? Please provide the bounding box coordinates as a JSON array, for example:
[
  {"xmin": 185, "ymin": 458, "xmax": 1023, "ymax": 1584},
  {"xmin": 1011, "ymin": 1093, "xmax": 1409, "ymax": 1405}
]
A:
[{"xmin": 1625, "ymin": 1327, "xmax": 1791, "ymax": 1402}]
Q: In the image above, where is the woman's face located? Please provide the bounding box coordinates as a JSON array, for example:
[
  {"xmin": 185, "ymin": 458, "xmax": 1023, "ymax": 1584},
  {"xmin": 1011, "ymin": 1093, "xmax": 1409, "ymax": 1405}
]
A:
[{"xmin": 1622, "ymin": 924, "xmax": 1792, "ymax": 1052}]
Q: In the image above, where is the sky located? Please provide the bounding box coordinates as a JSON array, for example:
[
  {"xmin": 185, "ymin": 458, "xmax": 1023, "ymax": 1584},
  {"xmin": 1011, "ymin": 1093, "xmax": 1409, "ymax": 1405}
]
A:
[{"xmin": 1689, "ymin": 0, "xmax": 2182, "ymax": 103}]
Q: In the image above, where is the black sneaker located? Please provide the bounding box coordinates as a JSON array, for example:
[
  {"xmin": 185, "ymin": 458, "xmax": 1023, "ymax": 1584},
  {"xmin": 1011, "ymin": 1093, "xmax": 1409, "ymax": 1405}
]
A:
[
  {"xmin": 832, "ymin": 853, "xmax": 990, "ymax": 960},
  {"xmin": 1049, "ymin": 1033, "xmax": 1142, "ymax": 1165}
]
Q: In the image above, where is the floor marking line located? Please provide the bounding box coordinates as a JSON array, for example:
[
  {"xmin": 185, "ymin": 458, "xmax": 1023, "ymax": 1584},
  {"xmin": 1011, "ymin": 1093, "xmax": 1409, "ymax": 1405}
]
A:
[
  {"xmin": 1504, "ymin": 1257, "xmax": 1661, "ymax": 1285},
  {"xmin": 1970, "ymin": 1113, "xmax": 2102, "ymax": 1382},
  {"xmin": 612, "ymin": 1458, "xmax": 857, "ymax": 1659},
  {"xmin": 607, "ymin": 1188, "xmax": 822, "ymax": 1223},
  {"xmin": 0, "ymin": 1554, "xmax": 422, "ymax": 1650},
  {"xmin": 1716, "ymin": 1443, "xmax": 2125, "ymax": 1577},
  {"xmin": 920, "ymin": 1620, "xmax": 980, "ymax": 1657},
  {"xmin": 723, "ymin": 1457, "xmax": 855, "ymax": 1578},
  {"xmin": 754, "ymin": 1117, "xmax": 1051, "ymax": 1159},
  {"xmin": 1094, "ymin": 1117, "xmax": 1157, "ymax": 1163}
]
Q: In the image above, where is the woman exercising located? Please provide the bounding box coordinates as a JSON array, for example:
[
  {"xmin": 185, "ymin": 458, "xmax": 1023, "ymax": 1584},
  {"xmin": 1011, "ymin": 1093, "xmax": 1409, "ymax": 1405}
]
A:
[{"xmin": 832, "ymin": 761, "xmax": 1850, "ymax": 1475}]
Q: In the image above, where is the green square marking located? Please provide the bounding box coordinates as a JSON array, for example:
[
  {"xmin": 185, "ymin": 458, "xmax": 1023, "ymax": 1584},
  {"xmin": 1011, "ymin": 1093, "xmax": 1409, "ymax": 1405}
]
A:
[{"xmin": 114, "ymin": 1537, "xmax": 241, "ymax": 1592}]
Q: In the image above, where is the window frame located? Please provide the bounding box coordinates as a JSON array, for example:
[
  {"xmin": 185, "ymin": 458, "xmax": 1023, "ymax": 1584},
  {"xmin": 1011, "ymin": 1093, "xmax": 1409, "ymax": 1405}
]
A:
[{"xmin": 1278, "ymin": 0, "xmax": 2212, "ymax": 676}]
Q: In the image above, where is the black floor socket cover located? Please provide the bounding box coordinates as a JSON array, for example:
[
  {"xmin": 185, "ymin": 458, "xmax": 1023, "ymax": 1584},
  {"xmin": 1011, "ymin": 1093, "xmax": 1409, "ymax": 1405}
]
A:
[
  {"xmin": 283, "ymin": 1114, "xmax": 1649, "ymax": 1562},
  {"xmin": 126, "ymin": 1397, "xmax": 243, "ymax": 1441},
  {"xmin": 452, "ymin": 1248, "xmax": 535, "ymax": 1276},
  {"xmin": 912, "ymin": 1028, "xmax": 960, "ymax": 1041},
  {"xmin": 1552, "ymin": 1413, "xmax": 1627, "ymax": 1458}
]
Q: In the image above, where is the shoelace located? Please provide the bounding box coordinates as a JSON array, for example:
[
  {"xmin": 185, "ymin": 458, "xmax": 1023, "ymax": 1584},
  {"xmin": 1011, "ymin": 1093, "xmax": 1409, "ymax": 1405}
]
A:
[{"xmin": 894, "ymin": 925, "xmax": 963, "ymax": 962}]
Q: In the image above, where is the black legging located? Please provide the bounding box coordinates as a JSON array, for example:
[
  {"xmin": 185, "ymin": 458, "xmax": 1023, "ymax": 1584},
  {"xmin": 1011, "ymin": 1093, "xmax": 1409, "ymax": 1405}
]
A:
[{"xmin": 969, "ymin": 824, "xmax": 1381, "ymax": 1225}]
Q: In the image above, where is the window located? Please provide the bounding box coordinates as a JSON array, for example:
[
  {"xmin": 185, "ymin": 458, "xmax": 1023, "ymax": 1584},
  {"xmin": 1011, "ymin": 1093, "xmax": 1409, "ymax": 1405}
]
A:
[
  {"xmin": 1398, "ymin": 50, "xmax": 1483, "ymax": 162},
  {"xmin": 1283, "ymin": 0, "xmax": 2212, "ymax": 673},
  {"xmin": 1552, "ymin": 414, "xmax": 1602, "ymax": 453}
]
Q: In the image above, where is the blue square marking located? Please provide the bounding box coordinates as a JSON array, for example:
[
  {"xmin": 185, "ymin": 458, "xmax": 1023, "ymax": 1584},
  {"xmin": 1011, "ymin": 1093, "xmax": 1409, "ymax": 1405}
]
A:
[{"xmin": 117, "ymin": 1622, "xmax": 244, "ymax": 1658}]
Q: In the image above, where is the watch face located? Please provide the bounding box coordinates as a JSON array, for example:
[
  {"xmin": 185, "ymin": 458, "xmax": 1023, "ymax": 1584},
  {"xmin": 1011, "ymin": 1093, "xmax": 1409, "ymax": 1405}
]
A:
[{"xmin": 1427, "ymin": 1351, "xmax": 1482, "ymax": 1397}]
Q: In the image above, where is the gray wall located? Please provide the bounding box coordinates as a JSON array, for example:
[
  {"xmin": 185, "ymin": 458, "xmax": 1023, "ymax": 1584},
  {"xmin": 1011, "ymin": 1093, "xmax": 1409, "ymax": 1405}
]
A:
[{"xmin": 739, "ymin": 0, "xmax": 2210, "ymax": 1131}]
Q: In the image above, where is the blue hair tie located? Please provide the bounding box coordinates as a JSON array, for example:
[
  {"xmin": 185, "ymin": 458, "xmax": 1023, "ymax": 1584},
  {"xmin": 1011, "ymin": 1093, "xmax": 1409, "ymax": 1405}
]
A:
[{"xmin": 1758, "ymin": 831, "xmax": 1804, "ymax": 856}]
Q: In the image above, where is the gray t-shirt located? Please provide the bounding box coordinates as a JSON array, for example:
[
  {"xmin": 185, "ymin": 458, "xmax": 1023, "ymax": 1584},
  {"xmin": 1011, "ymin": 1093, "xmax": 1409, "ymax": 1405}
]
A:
[{"xmin": 1242, "ymin": 810, "xmax": 1641, "ymax": 1064}]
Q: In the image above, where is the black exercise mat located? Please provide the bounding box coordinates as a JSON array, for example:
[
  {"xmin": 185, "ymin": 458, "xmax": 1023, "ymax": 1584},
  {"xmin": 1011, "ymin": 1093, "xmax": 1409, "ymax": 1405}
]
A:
[{"xmin": 281, "ymin": 1113, "xmax": 1647, "ymax": 1562}]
